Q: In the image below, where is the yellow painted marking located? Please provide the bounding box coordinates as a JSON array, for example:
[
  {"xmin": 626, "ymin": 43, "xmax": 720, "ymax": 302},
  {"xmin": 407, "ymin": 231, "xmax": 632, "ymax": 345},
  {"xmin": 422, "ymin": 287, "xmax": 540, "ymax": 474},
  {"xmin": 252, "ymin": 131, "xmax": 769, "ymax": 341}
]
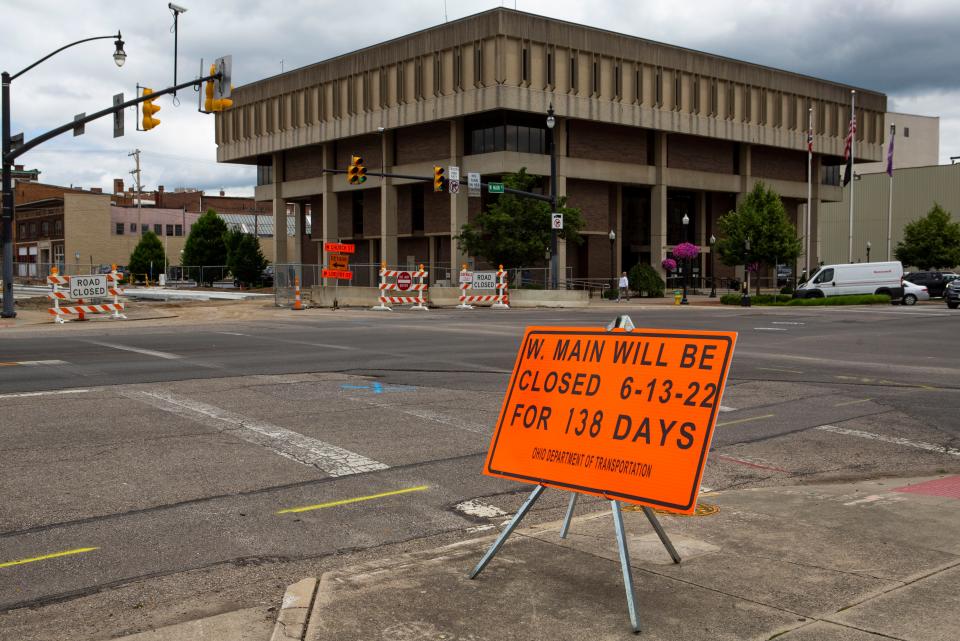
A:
[
  {"xmin": 716, "ymin": 414, "xmax": 775, "ymax": 428},
  {"xmin": 277, "ymin": 485, "xmax": 429, "ymax": 515},
  {"xmin": 0, "ymin": 547, "xmax": 99, "ymax": 569},
  {"xmin": 834, "ymin": 398, "xmax": 872, "ymax": 407},
  {"xmin": 0, "ymin": 362, "xmax": 20, "ymax": 367}
]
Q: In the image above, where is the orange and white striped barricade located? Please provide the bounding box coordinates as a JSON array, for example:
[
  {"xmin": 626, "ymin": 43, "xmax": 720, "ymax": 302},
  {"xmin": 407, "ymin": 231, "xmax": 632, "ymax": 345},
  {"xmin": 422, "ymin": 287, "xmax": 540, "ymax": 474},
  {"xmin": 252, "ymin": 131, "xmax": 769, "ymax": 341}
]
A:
[
  {"xmin": 107, "ymin": 265, "xmax": 127, "ymax": 319},
  {"xmin": 457, "ymin": 264, "xmax": 510, "ymax": 310},
  {"xmin": 373, "ymin": 263, "xmax": 429, "ymax": 311},
  {"xmin": 47, "ymin": 267, "xmax": 126, "ymax": 324}
]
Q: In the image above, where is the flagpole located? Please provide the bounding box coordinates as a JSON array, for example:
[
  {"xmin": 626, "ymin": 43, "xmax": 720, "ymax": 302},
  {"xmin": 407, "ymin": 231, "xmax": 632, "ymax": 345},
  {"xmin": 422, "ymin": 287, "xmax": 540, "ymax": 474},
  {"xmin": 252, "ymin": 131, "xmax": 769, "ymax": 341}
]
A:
[
  {"xmin": 806, "ymin": 106, "xmax": 813, "ymax": 276},
  {"xmin": 887, "ymin": 123, "xmax": 895, "ymax": 260},
  {"xmin": 848, "ymin": 89, "xmax": 856, "ymax": 263}
]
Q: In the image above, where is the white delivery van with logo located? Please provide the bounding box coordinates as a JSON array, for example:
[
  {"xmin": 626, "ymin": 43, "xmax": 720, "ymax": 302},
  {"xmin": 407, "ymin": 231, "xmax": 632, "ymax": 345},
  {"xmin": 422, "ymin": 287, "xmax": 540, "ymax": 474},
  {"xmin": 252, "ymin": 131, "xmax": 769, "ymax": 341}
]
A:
[{"xmin": 795, "ymin": 261, "xmax": 904, "ymax": 300}]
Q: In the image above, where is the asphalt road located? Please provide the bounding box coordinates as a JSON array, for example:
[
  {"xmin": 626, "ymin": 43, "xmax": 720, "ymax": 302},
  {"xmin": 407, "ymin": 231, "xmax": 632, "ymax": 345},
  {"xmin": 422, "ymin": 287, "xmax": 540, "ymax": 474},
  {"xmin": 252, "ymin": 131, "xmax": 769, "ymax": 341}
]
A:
[{"xmin": 1, "ymin": 302, "xmax": 958, "ymax": 640}]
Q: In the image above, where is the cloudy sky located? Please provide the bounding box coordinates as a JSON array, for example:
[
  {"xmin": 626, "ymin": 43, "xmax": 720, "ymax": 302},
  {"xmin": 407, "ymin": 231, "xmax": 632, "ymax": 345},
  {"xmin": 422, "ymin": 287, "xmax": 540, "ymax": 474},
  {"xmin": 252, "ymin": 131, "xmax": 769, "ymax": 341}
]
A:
[{"xmin": 5, "ymin": 0, "xmax": 958, "ymax": 196}]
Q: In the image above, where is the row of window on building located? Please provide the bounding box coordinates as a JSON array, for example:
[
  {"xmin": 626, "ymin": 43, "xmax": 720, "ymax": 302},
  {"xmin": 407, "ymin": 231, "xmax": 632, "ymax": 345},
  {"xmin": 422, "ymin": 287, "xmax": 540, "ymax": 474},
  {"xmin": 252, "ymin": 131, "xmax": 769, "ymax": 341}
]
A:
[
  {"xmin": 18, "ymin": 220, "xmax": 63, "ymax": 241},
  {"xmin": 114, "ymin": 222, "xmax": 184, "ymax": 236}
]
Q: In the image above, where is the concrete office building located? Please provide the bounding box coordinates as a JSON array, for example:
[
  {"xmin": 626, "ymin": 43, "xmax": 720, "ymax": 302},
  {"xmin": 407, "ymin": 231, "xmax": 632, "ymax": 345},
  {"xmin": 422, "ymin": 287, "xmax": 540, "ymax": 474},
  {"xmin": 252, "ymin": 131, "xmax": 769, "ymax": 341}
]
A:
[{"xmin": 214, "ymin": 8, "xmax": 886, "ymax": 285}]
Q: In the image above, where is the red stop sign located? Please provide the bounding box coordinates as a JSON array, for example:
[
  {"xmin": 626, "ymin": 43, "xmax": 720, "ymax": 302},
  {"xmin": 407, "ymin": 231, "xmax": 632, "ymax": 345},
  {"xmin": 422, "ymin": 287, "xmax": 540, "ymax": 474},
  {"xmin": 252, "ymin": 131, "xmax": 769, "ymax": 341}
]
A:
[{"xmin": 396, "ymin": 271, "xmax": 413, "ymax": 291}]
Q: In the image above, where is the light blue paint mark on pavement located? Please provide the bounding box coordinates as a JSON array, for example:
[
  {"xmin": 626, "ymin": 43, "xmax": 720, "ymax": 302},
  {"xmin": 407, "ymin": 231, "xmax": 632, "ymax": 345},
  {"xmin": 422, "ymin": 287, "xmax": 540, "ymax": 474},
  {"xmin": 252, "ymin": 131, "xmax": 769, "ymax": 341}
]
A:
[{"xmin": 340, "ymin": 382, "xmax": 415, "ymax": 394}]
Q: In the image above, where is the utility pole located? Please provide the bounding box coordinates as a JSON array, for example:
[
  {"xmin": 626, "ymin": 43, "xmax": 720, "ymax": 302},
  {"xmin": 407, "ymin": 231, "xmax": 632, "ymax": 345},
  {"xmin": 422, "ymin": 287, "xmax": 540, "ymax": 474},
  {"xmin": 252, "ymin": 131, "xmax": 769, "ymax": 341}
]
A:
[{"xmin": 129, "ymin": 149, "xmax": 142, "ymax": 241}]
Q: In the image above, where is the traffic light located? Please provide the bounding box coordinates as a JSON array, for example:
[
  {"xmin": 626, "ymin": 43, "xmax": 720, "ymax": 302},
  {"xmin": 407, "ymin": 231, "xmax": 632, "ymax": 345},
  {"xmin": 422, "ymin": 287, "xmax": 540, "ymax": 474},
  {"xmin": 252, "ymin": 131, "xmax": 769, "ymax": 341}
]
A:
[
  {"xmin": 141, "ymin": 88, "xmax": 161, "ymax": 130},
  {"xmin": 433, "ymin": 165, "xmax": 445, "ymax": 192},
  {"xmin": 205, "ymin": 64, "xmax": 233, "ymax": 112},
  {"xmin": 348, "ymin": 155, "xmax": 366, "ymax": 185}
]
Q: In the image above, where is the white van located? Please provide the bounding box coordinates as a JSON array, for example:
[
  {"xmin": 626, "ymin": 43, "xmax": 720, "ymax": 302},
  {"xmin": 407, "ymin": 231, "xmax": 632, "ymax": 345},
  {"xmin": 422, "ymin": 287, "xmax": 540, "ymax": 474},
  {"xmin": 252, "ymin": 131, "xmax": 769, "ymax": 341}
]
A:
[{"xmin": 795, "ymin": 261, "xmax": 904, "ymax": 300}]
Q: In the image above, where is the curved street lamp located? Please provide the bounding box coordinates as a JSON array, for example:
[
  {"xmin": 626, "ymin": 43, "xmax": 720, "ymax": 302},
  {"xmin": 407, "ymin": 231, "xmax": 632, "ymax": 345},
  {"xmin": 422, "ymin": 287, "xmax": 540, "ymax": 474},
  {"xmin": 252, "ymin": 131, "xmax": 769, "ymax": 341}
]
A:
[
  {"xmin": 709, "ymin": 234, "xmax": 717, "ymax": 298},
  {"xmin": 2, "ymin": 31, "xmax": 126, "ymax": 318},
  {"xmin": 680, "ymin": 213, "xmax": 690, "ymax": 305},
  {"xmin": 546, "ymin": 104, "xmax": 557, "ymax": 289}
]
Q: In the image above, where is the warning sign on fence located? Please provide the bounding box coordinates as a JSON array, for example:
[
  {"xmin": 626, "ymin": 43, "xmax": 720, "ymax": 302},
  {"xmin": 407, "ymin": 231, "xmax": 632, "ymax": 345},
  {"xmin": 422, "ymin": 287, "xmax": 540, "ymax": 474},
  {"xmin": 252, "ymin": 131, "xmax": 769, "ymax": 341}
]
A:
[{"xmin": 483, "ymin": 327, "xmax": 736, "ymax": 513}]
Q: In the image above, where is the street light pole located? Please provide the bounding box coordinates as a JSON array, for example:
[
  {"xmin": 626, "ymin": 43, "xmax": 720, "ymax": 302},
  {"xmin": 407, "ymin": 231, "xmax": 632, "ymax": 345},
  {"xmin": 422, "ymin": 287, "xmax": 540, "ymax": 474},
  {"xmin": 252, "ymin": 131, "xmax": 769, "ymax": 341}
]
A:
[
  {"xmin": 741, "ymin": 237, "xmax": 752, "ymax": 307},
  {"xmin": 680, "ymin": 213, "xmax": 689, "ymax": 305},
  {"xmin": 2, "ymin": 32, "xmax": 126, "ymax": 318},
  {"xmin": 608, "ymin": 229, "xmax": 616, "ymax": 299},
  {"xmin": 546, "ymin": 104, "xmax": 558, "ymax": 290},
  {"xmin": 709, "ymin": 234, "xmax": 717, "ymax": 298},
  {"xmin": 866, "ymin": 240, "xmax": 871, "ymax": 263}
]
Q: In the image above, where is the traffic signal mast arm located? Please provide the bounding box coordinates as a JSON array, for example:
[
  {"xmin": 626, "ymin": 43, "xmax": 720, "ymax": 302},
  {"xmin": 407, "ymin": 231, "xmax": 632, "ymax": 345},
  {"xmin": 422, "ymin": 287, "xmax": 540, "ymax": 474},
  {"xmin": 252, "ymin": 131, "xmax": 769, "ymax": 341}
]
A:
[
  {"xmin": 321, "ymin": 168, "xmax": 552, "ymax": 203},
  {"xmin": 4, "ymin": 73, "xmax": 220, "ymax": 164}
]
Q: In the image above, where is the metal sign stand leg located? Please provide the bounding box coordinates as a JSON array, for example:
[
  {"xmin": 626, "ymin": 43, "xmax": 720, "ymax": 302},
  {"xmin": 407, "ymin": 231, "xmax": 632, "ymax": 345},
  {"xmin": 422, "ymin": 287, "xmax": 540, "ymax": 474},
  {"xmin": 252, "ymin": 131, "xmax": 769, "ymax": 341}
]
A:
[
  {"xmin": 611, "ymin": 499, "xmax": 642, "ymax": 633},
  {"xmin": 468, "ymin": 484, "xmax": 546, "ymax": 579},
  {"xmin": 559, "ymin": 493, "xmax": 578, "ymax": 539},
  {"xmin": 642, "ymin": 507, "xmax": 682, "ymax": 564}
]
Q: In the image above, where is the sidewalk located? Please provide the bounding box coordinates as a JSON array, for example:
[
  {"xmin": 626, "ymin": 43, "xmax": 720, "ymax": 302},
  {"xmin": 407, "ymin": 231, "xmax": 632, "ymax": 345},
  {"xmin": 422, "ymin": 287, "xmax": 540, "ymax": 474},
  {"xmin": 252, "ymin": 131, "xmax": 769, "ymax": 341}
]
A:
[{"xmin": 299, "ymin": 475, "xmax": 959, "ymax": 641}]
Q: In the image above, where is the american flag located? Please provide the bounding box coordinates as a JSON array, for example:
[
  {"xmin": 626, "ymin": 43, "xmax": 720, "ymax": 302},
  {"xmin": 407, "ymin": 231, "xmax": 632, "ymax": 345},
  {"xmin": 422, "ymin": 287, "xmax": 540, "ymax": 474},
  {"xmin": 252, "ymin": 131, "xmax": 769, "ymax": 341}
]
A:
[{"xmin": 843, "ymin": 115, "xmax": 857, "ymax": 161}]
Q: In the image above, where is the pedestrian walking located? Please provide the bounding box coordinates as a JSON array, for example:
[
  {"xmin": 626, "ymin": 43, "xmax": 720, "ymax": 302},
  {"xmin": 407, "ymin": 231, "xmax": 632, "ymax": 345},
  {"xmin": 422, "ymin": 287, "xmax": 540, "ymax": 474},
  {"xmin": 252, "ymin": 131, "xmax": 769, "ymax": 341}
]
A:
[{"xmin": 618, "ymin": 271, "xmax": 629, "ymax": 302}]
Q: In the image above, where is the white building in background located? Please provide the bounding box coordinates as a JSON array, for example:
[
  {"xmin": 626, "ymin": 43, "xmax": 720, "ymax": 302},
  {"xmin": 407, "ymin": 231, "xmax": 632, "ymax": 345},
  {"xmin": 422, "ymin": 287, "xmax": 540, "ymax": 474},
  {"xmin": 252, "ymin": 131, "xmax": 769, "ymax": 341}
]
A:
[{"xmin": 857, "ymin": 112, "xmax": 939, "ymax": 175}]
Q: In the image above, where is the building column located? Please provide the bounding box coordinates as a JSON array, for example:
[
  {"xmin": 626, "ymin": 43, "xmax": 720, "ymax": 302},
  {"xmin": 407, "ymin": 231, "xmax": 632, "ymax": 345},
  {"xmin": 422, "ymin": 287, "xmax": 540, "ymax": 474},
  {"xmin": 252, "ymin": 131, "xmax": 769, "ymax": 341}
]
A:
[
  {"xmin": 272, "ymin": 151, "xmax": 287, "ymax": 265},
  {"xmin": 736, "ymin": 143, "xmax": 753, "ymax": 205},
  {"xmin": 321, "ymin": 143, "xmax": 338, "ymax": 285},
  {"xmin": 427, "ymin": 236, "xmax": 436, "ymax": 284},
  {"xmin": 651, "ymin": 132, "xmax": 668, "ymax": 277},
  {"xmin": 380, "ymin": 130, "xmax": 398, "ymax": 268},
  {"xmin": 697, "ymin": 191, "xmax": 707, "ymax": 283},
  {"xmin": 449, "ymin": 119, "xmax": 468, "ymax": 273},
  {"xmin": 614, "ymin": 184, "xmax": 623, "ymax": 277},
  {"xmin": 810, "ymin": 155, "xmax": 822, "ymax": 269}
]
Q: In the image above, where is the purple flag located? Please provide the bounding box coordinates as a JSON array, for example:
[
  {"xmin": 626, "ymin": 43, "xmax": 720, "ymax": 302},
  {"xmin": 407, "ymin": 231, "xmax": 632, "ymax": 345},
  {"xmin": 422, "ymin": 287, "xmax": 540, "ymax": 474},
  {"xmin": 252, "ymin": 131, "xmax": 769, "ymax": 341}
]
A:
[{"xmin": 886, "ymin": 127, "xmax": 895, "ymax": 177}]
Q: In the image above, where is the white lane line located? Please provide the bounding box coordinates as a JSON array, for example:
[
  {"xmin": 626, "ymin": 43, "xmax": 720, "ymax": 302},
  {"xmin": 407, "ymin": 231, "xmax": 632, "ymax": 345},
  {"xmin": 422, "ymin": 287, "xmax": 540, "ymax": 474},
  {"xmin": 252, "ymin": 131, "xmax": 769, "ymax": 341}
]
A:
[
  {"xmin": 815, "ymin": 425, "xmax": 960, "ymax": 458},
  {"xmin": 843, "ymin": 495, "xmax": 886, "ymax": 506},
  {"xmin": 754, "ymin": 327, "xmax": 788, "ymax": 331},
  {"xmin": 87, "ymin": 341, "xmax": 181, "ymax": 360},
  {"xmin": 719, "ymin": 406, "xmax": 736, "ymax": 413},
  {"xmin": 123, "ymin": 390, "xmax": 389, "ymax": 475},
  {"xmin": 771, "ymin": 322, "xmax": 805, "ymax": 325},
  {"xmin": 346, "ymin": 394, "xmax": 491, "ymax": 435},
  {"xmin": 217, "ymin": 331, "xmax": 249, "ymax": 337},
  {"xmin": 0, "ymin": 388, "xmax": 90, "ymax": 400},
  {"xmin": 757, "ymin": 367, "xmax": 804, "ymax": 374},
  {"xmin": 455, "ymin": 500, "xmax": 508, "ymax": 519},
  {"xmin": 15, "ymin": 360, "xmax": 70, "ymax": 366}
]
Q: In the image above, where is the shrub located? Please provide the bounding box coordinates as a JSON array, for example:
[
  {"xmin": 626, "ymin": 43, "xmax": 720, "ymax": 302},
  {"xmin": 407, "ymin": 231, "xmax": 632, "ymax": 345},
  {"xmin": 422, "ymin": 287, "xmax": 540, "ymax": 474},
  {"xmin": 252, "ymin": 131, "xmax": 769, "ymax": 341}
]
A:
[
  {"xmin": 629, "ymin": 264, "xmax": 665, "ymax": 297},
  {"xmin": 721, "ymin": 293, "xmax": 891, "ymax": 306}
]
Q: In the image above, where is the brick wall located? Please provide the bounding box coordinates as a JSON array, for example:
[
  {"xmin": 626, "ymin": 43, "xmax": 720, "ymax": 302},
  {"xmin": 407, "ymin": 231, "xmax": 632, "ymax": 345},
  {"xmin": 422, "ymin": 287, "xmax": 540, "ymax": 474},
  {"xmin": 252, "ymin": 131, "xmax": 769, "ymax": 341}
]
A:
[
  {"xmin": 667, "ymin": 134, "xmax": 736, "ymax": 174},
  {"xmin": 567, "ymin": 121, "xmax": 648, "ymax": 164},
  {"xmin": 752, "ymin": 146, "xmax": 806, "ymax": 182},
  {"xmin": 336, "ymin": 135, "xmax": 382, "ymax": 169},
  {"xmin": 396, "ymin": 186, "xmax": 413, "ymax": 234},
  {"xmin": 363, "ymin": 190, "xmax": 380, "ymax": 236},
  {"xmin": 284, "ymin": 145, "xmax": 322, "ymax": 181},
  {"xmin": 586, "ymin": 235, "xmax": 615, "ymax": 281},
  {"xmin": 398, "ymin": 237, "xmax": 430, "ymax": 267},
  {"xmin": 337, "ymin": 193, "xmax": 353, "ymax": 236},
  {"xmin": 395, "ymin": 122, "xmax": 449, "ymax": 166},
  {"xmin": 566, "ymin": 179, "xmax": 614, "ymax": 231},
  {"xmin": 424, "ymin": 190, "xmax": 448, "ymax": 233}
]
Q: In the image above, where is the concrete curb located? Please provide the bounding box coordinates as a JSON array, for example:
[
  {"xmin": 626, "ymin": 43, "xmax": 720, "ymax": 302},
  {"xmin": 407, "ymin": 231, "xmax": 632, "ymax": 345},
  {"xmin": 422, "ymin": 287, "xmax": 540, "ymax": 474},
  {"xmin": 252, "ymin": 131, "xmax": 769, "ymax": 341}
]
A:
[{"xmin": 270, "ymin": 577, "xmax": 318, "ymax": 641}]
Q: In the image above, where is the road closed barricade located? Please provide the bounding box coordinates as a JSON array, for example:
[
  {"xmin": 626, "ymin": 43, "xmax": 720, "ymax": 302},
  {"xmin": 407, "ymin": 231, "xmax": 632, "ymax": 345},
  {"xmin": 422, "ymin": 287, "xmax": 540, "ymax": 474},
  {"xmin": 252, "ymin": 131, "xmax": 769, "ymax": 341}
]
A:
[
  {"xmin": 47, "ymin": 266, "xmax": 127, "ymax": 324},
  {"xmin": 372, "ymin": 263, "xmax": 429, "ymax": 311},
  {"xmin": 457, "ymin": 264, "xmax": 509, "ymax": 310}
]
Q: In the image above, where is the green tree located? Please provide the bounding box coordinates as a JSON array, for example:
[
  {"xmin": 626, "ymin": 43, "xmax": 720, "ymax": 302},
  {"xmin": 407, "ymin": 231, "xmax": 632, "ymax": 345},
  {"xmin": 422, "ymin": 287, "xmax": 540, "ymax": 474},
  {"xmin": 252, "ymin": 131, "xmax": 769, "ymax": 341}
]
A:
[
  {"xmin": 715, "ymin": 182, "xmax": 801, "ymax": 294},
  {"xmin": 456, "ymin": 168, "xmax": 584, "ymax": 268},
  {"xmin": 127, "ymin": 230, "xmax": 166, "ymax": 282},
  {"xmin": 227, "ymin": 230, "xmax": 269, "ymax": 287},
  {"xmin": 182, "ymin": 209, "xmax": 228, "ymax": 285},
  {"xmin": 628, "ymin": 263, "xmax": 665, "ymax": 298},
  {"xmin": 894, "ymin": 203, "xmax": 960, "ymax": 270}
]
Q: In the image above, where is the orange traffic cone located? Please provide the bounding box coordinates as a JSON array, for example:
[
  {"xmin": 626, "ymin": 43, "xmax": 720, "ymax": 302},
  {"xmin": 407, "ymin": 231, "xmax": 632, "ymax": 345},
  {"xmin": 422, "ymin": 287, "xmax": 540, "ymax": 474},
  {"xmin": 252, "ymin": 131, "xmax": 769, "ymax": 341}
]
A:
[{"xmin": 293, "ymin": 276, "xmax": 303, "ymax": 310}]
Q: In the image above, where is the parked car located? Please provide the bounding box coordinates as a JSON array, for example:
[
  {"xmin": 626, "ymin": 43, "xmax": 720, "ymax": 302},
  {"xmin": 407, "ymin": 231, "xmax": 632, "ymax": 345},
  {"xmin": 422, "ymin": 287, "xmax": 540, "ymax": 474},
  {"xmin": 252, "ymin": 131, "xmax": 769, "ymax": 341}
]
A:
[
  {"xmin": 945, "ymin": 279, "xmax": 960, "ymax": 309},
  {"xmin": 903, "ymin": 271, "xmax": 958, "ymax": 298},
  {"xmin": 900, "ymin": 279, "xmax": 929, "ymax": 306},
  {"xmin": 794, "ymin": 261, "xmax": 904, "ymax": 301}
]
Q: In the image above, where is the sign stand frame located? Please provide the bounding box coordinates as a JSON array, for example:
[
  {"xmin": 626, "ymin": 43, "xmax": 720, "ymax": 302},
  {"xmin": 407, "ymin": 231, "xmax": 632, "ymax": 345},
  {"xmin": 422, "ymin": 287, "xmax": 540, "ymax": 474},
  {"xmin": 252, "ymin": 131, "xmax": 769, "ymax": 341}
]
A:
[{"xmin": 468, "ymin": 315, "xmax": 683, "ymax": 633}]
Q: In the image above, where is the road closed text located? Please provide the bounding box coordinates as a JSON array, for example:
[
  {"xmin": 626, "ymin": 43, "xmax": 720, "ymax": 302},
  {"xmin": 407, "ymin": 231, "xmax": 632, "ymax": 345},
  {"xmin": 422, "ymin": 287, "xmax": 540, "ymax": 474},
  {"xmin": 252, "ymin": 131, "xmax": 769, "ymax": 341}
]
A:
[{"xmin": 484, "ymin": 328, "xmax": 736, "ymax": 513}]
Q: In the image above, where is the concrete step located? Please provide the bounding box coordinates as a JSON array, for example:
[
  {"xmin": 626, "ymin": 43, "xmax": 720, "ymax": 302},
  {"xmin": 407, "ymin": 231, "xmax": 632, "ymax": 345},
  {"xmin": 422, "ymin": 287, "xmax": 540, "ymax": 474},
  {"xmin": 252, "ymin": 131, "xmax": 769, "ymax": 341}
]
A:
[{"xmin": 112, "ymin": 606, "xmax": 275, "ymax": 641}]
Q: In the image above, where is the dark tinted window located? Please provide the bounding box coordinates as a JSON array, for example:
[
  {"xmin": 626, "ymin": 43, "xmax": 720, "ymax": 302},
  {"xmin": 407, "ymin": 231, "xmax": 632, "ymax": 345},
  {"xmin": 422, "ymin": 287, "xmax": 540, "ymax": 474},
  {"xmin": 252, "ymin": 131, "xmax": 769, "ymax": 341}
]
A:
[{"xmin": 814, "ymin": 268, "xmax": 834, "ymax": 284}]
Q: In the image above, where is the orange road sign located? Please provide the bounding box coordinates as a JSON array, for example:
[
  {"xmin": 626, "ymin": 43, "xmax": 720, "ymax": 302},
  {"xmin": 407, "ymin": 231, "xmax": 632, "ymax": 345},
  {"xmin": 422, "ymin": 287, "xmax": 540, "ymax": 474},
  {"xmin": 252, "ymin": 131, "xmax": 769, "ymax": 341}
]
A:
[
  {"xmin": 329, "ymin": 253, "xmax": 350, "ymax": 270},
  {"xmin": 324, "ymin": 242, "xmax": 355, "ymax": 254},
  {"xmin": 321, "ymin": 269, "xmax": 353, "ymax": 280},
  {"xmin": 483, "ymin": 326, "xmax": 737, "ymax": 514}
]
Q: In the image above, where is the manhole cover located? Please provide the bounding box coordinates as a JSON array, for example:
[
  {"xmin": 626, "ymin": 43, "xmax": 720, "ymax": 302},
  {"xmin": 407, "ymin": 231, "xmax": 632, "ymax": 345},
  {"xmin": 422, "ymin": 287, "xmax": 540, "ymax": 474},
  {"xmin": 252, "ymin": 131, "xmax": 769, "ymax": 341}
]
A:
[{"xmin": 622, "ymin": 503, "xmax": 720, "ymax": 517}]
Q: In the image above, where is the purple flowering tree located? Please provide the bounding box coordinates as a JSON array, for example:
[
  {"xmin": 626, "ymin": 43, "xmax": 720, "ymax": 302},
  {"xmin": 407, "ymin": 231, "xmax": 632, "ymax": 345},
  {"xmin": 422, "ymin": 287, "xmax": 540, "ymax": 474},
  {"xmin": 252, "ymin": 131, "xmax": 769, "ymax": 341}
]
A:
[{"xmin": 661, "ymin": 258, "xmax": 677, "ymax": 273}]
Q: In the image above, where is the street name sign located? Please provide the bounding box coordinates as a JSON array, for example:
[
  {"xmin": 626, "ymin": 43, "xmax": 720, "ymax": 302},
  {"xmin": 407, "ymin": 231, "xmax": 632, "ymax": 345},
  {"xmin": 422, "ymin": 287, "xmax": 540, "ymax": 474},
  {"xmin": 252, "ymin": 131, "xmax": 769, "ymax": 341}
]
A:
[
  {"xmin": 484, "ymin": 326, "xmax": 737, "ymax": 513},
  {"xmin": 70, "ymin": 275, "xmax": 108, "ymax": 299},
  {"xmin": 324, "ymin": 242, "xmax": 355, "ymax": 254},
  {"xmin": 488, "ymin": 182, "xmax": 505, "ymax": 194},
  {"xmin": 472, "ymin": 271, "xmax": 497, "ymax": 289}
]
